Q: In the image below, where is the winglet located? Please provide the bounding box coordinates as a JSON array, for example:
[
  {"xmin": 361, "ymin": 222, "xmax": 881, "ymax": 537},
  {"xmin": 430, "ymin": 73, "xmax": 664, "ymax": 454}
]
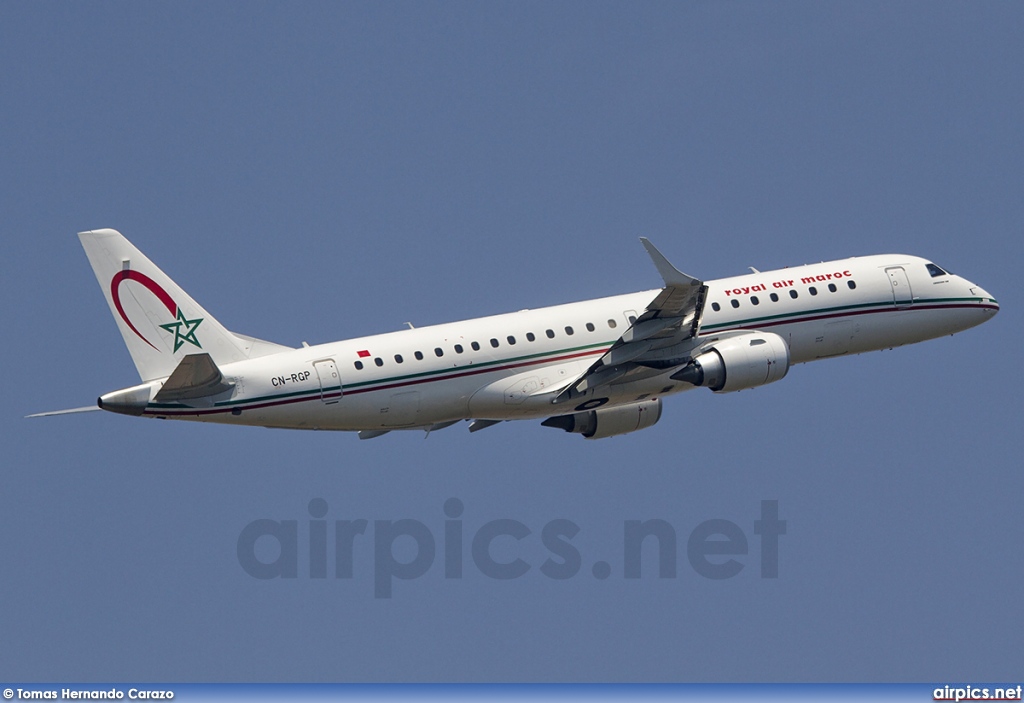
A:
[{"xmin": 640, "ymin": 238, "xmax": 700, "ymax": 288}]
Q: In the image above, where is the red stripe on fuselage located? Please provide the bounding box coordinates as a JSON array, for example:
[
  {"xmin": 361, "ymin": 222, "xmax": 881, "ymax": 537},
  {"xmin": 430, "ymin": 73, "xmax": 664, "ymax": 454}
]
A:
[
  {"xmin": 142, "ymin": 301, "xmax": 996, "ymax": 419},
  {"xmin": 143, "ymin": 347, "xmax": 610, "ymax": 417},
  {"xmin": 715, "ymin": 301, "xmax": 997, "ymax": 333}
]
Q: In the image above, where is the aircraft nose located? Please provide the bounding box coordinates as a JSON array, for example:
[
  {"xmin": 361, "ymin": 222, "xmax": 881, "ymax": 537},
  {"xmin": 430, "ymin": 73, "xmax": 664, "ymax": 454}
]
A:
[{"xmin": 968, "ymin": 283, "xmax": 999, "ymax": 313}]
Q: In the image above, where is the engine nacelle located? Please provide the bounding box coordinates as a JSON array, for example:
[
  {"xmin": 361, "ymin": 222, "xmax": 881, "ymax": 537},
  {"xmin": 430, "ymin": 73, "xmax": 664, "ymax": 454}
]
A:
[
  {"xmin": 541, "ymin": 398, "xmax": 662, "ymax": 439},
  {"xmin": 672, "ymin": 331, "xmax": 790, "ymax": 393}
]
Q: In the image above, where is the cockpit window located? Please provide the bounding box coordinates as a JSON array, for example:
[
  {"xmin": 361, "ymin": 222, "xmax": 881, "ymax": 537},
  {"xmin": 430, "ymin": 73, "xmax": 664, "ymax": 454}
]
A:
[{"xmin": 926, "ymin": 263, "xmax": 949, "ymax": 278}]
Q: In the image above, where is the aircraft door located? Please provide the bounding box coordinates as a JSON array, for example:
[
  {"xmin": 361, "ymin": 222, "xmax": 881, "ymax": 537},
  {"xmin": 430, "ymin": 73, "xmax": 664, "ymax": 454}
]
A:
[
  {"xmin": 313, "ymin": 359, "xmax": 342, "ymax": 404},
  {"xmin": 885, "ymin": 267, "xmax": 913, "ymax": 307}
]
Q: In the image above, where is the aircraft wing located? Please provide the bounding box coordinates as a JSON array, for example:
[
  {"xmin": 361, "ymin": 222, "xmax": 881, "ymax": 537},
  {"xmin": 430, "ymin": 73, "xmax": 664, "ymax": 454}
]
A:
[{"xmin": 554, "ymin": 238, "xmax": 708, "ymax": 404}]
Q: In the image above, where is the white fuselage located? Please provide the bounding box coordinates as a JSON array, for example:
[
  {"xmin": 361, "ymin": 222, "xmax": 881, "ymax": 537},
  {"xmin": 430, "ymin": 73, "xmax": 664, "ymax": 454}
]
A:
[{"xmin": 123, "ymin": 254, "xmax": 997, "ymax": 432}]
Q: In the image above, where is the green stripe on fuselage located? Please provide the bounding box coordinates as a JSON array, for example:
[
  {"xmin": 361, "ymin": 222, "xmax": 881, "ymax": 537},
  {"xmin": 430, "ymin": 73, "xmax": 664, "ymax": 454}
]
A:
[
  {"xmin": 150, "ymin": 296, "xmax": 989, "ymax": 411},
  {"xmin": 150, "ymin": 340, "xmax": 614, "ymax": 410},
  {"xmin": 700, "ymin": 296, "xmax": 984, "ymax": 331}
]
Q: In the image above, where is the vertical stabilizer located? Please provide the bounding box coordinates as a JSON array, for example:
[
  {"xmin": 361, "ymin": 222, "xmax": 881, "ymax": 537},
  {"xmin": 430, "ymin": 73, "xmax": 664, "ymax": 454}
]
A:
[{"xmin": 78, "ymin": 229, "xmax": 251, "ymax": 382}]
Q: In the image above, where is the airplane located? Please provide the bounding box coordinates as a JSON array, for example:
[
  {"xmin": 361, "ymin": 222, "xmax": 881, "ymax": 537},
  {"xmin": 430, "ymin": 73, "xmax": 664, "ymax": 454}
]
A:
[{"xmin": 29, "ymin": 229, "xmax": 998, "ymax": 439}]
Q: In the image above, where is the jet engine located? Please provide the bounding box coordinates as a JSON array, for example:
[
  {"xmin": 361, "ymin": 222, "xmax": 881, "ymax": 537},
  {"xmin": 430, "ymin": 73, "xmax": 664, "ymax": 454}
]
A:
[
  {"xmin": 671, "ymin": 331, "xmax": 790, "ymax": 393},
  {"xmin": 541, "ymin": 398, "xmax": 662, "ymax": 439}
]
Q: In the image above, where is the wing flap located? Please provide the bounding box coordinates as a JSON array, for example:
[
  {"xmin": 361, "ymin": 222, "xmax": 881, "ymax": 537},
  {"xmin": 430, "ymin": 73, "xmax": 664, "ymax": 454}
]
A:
[{"xmin": 603, "ymin": 340, "xmax": 654, "ymax": 366}]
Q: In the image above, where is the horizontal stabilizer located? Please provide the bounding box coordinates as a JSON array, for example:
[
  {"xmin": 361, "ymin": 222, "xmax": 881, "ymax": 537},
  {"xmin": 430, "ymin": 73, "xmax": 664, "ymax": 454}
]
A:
[
  {"xmin": 154, "ymin": 353, "xmax": 233, "ymax": 402},
  {"xmin": 26, "ymin": 405, "xmax": 102, "ymax": 418}
]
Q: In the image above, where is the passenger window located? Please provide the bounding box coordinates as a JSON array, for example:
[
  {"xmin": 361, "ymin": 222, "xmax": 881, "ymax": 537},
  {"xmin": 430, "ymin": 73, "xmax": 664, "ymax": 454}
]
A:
[
  {"xmin": 828, "ymin": 283, "xmax": 837, "ymax": 293},
  {"xmin": 848, "ymin": 280, "xmax": 857, "ymax": 290},
  {"xmin": 628, "ymin": 315, "xmax": 637, "ymax": 324},
  {"xmin": 565, "ymin": 326, "xmax": 574, "ymax": 335},
  {"xmin": 471, "ymin": 341, "xmax": 480, "ymax": 351},
  {"xmin": 526, "ymin": 332, "xmax": 536, "ymax": 342},
  {"xmin": 354, "ymin": 361, "xmax": 364, "ymax": 370},
  {"xmin": 490, "ymin": 338, "xmax": 499, "ymax": 348},
  {"xmin": 770, "ymin": 293, "xmax": 779, "ymax": 302},
  {"xmin": 394, "ymin": 354, "xmax": 403, "ymax": 363},
  {"xmin": 751, "ymin": 296, "xmax": 759, "ymax": 305},
  {"xmin": 414, "ymin": 351, "xmax": 424, "ymax": 360},
  {"xmin": 711, "ymin": 302, "xmax": 721, "ymax": 312},
  {"xmin": 434, "ymin": 348, "xmax": 443, "ymax": 357},
  {"xmin": 730, "ymin": 299, "xmax": 740, "ymax": 308},
  {"xmin": 809, "ymin": 286, "xmax": 818, "ymax": 296},
  {"xmin": 507, "ymin": 335, "xmax": 516, "ymax": 345},
  {"xmin": 374, "ymin": 357, "xmax": 384, "ymax": 367},
  {"xmin": 454, "ymin": 345, "xmax": 463, "ymax": 354},
  {"xmin": 608, "ymin": 319, "xmax": 617, "ymax": 329},
  {"xmin": 790, "ymin": 290, "xmax": 798, "ymax": 299},
  {"xmin": 546, "ymin": 329, "xmax": 555, "ymax": 339},
  {"xmin": 586, "ymin": 322, "xmax": 595, "ymax": 332}
]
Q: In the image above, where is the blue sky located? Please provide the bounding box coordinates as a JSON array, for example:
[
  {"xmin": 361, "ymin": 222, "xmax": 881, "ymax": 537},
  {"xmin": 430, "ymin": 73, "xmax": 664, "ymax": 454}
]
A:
[{"xmin": 1, "ymin": 1, "xmax": 1021, "ymax": 682}]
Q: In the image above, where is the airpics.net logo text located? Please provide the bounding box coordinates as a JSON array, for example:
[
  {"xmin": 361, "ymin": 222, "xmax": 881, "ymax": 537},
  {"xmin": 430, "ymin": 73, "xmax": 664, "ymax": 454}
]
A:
[{"xmin": 237, "ymin": 499, "xmax": 786, "ymax": 598}]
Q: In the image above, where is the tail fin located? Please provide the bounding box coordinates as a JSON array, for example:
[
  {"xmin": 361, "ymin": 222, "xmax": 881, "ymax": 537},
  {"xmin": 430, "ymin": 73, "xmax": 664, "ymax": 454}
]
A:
[{"xmin": 78, "ymin": 229, "xmax": 286, "ymax": 382}]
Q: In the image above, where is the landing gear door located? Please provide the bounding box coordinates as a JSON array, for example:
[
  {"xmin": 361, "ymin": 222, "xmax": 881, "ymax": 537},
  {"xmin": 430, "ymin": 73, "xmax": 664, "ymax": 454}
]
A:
[
  {"xmin": 885, "ymin": 267, "xmax": 913, "ymax": 307},
  {"xmin": 313, "ymin": 359, "xmax": 342, "ymax": 404}
]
